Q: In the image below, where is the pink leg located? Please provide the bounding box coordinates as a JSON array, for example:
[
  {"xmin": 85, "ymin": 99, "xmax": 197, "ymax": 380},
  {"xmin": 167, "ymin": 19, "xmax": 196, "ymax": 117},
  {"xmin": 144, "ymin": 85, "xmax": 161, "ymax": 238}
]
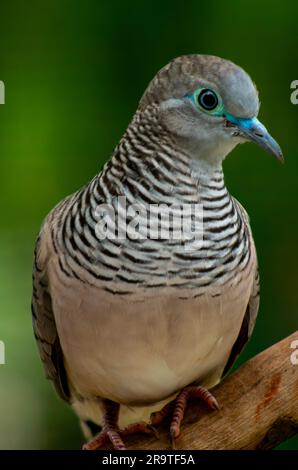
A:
[
  {"xmin": 83, "ymin": 399, "xmax": 157, "ymax": 450},
  {"xmin": 150, "ymin": 386, "xmax": 219, "ymax": 449}
]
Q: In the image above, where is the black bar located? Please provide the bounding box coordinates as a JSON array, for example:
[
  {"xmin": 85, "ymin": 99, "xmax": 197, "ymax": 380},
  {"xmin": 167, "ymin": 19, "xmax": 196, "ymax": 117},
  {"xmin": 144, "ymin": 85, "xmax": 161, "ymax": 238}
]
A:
[{"xmin": 0, "ymin": 450, "xmax": 297, "ymax": 468}]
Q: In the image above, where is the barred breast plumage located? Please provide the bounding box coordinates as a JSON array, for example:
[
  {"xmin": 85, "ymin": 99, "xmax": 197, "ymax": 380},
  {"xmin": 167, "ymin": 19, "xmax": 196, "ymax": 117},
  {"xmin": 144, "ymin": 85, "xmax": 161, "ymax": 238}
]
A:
[
  {"xmin": 32, "ymin": 54, "xmax": 282, "ymax": 449},
  {"xmin": 46, "ymin": 105, "xmax": 253, "ymax": 291}
]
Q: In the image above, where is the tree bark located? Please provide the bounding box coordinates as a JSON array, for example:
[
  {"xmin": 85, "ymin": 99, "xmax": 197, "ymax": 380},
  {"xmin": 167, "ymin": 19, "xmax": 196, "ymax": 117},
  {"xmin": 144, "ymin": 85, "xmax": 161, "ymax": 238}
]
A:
[{"xmin": 124, "ymin": 331, "xmax": 298, "ymax": 450}]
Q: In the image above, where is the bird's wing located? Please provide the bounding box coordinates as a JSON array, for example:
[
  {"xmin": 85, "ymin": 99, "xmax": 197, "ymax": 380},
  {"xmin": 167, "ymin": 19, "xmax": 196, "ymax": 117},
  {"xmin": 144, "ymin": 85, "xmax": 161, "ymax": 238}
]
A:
[
  {"xmin": 222, "ymin": 268, "xmax": 260, "ymax": 377},
  {"xmin": 32, "ymin": 228, "xmax": 70, "ymax": 402}
]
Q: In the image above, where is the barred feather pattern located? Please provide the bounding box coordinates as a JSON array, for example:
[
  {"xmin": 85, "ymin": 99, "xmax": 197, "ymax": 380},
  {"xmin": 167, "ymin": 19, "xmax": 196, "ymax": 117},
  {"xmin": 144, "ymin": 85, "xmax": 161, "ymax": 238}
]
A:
[{"xmin": 46, "ymin": 104, "xmax": 253, "ymax": 299}]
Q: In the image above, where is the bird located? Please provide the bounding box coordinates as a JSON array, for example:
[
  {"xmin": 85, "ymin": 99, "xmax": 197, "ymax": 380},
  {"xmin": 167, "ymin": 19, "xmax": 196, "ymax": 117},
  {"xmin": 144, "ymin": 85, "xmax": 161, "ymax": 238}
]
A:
[{"xmin": 32, "ymin": 54, "xmax": 283, "ymax": 450}]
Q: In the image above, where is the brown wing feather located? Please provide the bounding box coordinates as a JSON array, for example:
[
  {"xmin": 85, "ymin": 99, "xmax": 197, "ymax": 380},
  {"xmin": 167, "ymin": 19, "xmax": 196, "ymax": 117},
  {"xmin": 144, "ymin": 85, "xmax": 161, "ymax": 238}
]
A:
[
  {"xmin": 223, "ymin": 268, "xmax": 260, "ymax": 376},
  {"xmin": 32, "ymin": 233, "xmax": 70, "ymax": 402}
]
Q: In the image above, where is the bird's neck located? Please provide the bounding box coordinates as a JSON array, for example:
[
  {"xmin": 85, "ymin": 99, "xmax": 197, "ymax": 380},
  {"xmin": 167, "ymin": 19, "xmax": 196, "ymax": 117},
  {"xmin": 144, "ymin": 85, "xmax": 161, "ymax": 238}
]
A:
[{"xmin": 97, "ymin": 107, "xmax": 227, "ymax": 203}]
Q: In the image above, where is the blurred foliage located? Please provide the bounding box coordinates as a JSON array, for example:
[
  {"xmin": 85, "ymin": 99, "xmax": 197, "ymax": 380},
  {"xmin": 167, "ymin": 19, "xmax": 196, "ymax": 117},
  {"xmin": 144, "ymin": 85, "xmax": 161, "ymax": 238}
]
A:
[{"xmin": 0, "ymin": 0, "xmax": 297, "ymax": 450}]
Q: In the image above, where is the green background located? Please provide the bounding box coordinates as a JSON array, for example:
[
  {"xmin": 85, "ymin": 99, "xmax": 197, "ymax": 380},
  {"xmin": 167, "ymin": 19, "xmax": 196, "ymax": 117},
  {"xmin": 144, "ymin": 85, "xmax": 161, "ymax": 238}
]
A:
[{"xmin": 0, "ymin": 0, "xmax": 297, "ymax": 450}]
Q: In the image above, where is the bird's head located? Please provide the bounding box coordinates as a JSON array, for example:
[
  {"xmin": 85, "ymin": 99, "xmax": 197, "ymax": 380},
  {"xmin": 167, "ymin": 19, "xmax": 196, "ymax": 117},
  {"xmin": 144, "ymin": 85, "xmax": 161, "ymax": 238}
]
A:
[{"xmin": 139, "ymin": 55, "xmax": 283, "ymax": 167}]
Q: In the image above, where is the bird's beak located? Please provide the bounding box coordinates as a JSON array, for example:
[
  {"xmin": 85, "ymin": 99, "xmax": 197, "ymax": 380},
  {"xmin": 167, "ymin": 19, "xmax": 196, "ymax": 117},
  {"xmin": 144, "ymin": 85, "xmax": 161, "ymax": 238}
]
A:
[{"xmin": 226, "ymin": 114, "xmax": 284, "ymax": 162}]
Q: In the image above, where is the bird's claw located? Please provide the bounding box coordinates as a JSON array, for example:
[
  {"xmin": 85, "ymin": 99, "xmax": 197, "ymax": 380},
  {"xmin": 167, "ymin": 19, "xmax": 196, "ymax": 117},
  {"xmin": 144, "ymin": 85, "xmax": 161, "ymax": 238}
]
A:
[
  {"xmin": 83, "ymin": 421, "xmax": 158, "ymax": 451},
  {"xmin": 152, "ymin": 385, "xmax": 220, "ymax": 449}
]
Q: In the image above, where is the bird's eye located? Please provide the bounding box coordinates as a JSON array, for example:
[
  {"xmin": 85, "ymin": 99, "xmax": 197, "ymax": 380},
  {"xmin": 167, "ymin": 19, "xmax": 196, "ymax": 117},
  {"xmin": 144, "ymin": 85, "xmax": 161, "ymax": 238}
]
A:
[
  {"xmin": 187, "ymin": 87, "xmax": 224, "ymax": 116},
  {"xmin": 197, "ymin": 89, "xmax": 218, "ymax": 111}
]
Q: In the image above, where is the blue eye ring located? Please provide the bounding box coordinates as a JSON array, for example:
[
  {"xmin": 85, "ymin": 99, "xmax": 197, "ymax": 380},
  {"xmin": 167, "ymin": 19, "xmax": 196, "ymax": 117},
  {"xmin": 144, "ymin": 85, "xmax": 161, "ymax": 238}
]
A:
[{"xmin": 190, "ymin": 88, "xmax": 224, "ymax": 116}]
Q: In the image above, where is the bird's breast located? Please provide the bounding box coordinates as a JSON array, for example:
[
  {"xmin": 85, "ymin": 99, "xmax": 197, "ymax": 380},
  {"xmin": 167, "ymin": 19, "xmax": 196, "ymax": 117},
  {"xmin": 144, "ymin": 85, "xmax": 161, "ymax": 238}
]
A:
[
  {"xmin": 50, "ymin": 251, "xmax": 255, "ymax": 406},
  {"xmin": 50, "ymin": 170, "xmax": 256, "ymax": 404}
]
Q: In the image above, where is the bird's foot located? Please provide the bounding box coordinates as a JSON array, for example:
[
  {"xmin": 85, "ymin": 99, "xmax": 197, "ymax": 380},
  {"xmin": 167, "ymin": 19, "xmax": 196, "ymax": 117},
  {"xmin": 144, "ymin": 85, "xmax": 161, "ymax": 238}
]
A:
[
  {"xmin": 83, "ymin": 399, "xmax": 158, "ymax": 450},
  {"xmin": 151, "ymin": 385, "xmax": 219, "ymax": 449},
  {"xmin": 83, "ymin": 421, "xmax": 157, "ymax": 451}
]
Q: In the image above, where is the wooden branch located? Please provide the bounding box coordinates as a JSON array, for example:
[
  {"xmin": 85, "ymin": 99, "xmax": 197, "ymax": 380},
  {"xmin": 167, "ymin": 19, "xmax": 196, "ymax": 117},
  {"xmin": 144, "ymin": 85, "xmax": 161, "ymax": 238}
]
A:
[{"xmin": 124, "ymin": 331, "xmax": 298, "ymax": 450}]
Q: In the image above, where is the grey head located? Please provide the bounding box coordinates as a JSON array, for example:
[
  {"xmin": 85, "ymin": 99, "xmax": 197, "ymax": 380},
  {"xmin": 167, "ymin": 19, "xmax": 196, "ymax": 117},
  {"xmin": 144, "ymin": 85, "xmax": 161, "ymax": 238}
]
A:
[{"xmin": 138, "ymin": 55, "xmax": 283, "ymax": 168}]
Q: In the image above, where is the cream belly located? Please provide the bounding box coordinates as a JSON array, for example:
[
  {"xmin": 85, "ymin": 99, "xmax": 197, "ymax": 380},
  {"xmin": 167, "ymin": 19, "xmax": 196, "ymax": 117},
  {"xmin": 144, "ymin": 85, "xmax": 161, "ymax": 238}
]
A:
[{"xmin": 50, "ymin": 261, "xmax": 253, "ymax": 408}]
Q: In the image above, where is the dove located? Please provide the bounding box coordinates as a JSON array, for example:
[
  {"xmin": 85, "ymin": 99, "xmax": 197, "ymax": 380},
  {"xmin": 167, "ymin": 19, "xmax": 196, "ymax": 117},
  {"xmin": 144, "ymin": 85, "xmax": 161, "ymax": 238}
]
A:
[{"xmin": 32, "ymin": 54, "xmax": 282, "ymax": 449}]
